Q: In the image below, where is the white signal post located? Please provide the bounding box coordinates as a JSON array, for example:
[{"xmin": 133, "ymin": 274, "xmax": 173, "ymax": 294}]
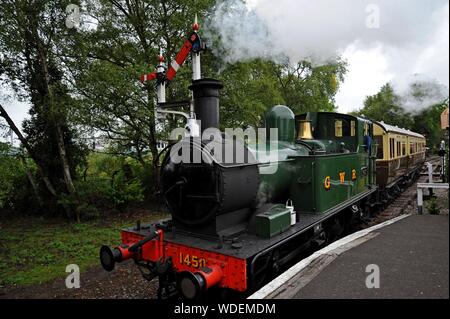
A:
[
  {"xmin": 156, "ymin": 49, "xmax": 166, "ymax": 104},
  {"xmin": 139, "ymin": 15, "xmax": 203, "ymax": 138},
  {"xmin": 192, "ymin": 14, "xmax": 201, "ymax": 81},
  {"xmin": 189, "ymin": 14, "xmax": 201, "ymax": 137}
]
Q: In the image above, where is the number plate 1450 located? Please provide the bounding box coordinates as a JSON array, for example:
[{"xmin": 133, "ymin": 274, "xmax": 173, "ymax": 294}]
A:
[{"xmin": 179, "ymin": 253, "xmax": 206, "ymax": 269}]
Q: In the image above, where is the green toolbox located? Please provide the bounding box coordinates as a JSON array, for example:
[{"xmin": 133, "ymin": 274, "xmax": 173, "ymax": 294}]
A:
[{"xmin": 255, "ymin": 204, "xmax": 291, "ymax": 239}]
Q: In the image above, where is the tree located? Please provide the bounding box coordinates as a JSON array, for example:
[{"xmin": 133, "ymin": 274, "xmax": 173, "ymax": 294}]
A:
[
  {"xmin": 0, "ymin": 0, "xmax": 87, "ymax": 216},
  {"xmin": 275, "ymin": 59, "xmax": 348, "ymax": 114},
  {"xmin": 64, "ymin": 0, "xmax": 347, "ymax": 172},
  {"xmin": 217, "ymin": 59, "xmax": 284, "ymax": 129},
  {"xmin": 62, "ymin": 0, "xmax": 215, "ymax": 193},
  {"xmin": 354, "ymin": 80, "xmax": 449, "ymax": 151},
  {"xmin": 210, "ymin": 58, "xmax": 348, "ymax": 130},
  {"xmin": 412, "ymin": 101, "xmax": 449, "ymax": 152},
  {"xmin": 355, "ymin": 83, "xmax": 413, "ymax": 128},
  {"xmin": 406, "ymin": 79, "xmax": 448, "ymax": 151}
]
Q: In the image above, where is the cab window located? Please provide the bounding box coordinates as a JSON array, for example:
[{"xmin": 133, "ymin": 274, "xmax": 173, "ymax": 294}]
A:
[{"xmin": 335, "ymin": 118, "xmax": 353, "ymax": 137}]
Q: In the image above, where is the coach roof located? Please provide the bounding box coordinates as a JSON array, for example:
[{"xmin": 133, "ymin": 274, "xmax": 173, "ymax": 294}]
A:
[{"xmin": 375, "ymin": 121, "xmax": 425, "ymax": 139}]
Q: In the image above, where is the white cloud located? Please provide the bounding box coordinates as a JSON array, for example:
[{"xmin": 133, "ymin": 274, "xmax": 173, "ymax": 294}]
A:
[
  {"xmin": 335, "ymin": 44, "xmax": 393, "ymax": 113},
  {"xmin": 337, "ymin": 2, "xmax": 449, "ymax": 113}
]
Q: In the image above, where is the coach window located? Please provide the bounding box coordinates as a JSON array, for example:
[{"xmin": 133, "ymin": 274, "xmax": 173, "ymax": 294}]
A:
[
  {"xmin": 375, "ymin": 136, "xmax": 383, "ymax": 159},
  {"xmin": 402, "ymin": 142, "xmax": 406, "ymax": 156},
  {"xmin": 396, "ymin": 140, "xmax": 401, "ymax": 157},
  {"xmin": 390, "ymin": 138, "xmax": 395, "ymax": 159},
  {"xmin": 410, "ymin": 142, "xmax": 414, "ymax": 154}
]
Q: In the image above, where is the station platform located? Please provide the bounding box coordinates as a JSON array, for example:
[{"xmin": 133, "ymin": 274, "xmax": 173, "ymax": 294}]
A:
[{"xmin": 249, "ymin": 214, "xmax": 449, "ymax": 299}]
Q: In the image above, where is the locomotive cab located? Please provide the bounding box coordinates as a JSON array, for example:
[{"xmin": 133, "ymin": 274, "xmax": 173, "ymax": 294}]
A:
[{"xmin": 295, "ymin": 112, "xmax": 364, "ymax": 154}]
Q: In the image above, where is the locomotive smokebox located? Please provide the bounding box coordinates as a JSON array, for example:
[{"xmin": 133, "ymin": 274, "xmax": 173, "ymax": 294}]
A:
[{"xmin": 189, "ymin": 78, "xmax": 223, "ymax": 136}]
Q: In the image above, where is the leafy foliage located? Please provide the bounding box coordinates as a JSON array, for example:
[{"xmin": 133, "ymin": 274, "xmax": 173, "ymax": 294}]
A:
[
  {"xmin": 0, "ymin": 143, "xmax": 24, "ymax": 209},
  {"xmin": 354, "ymin": 82, "xmax": 448, "ymax": 151},
  {"xmin": 57, "ymin": 153, "xmax": 146, "ymax": 220},
  {"xmin": 426, "ymin": 197, "xmax": 440, "ymax": 215},
  {"xmin": 6, "ymin": 0, "xmax": 448, "ymax": 220},
  {"xmin": 64, "ymin": 0, "xmax": 216, "ymax": 174},
  {"xmin": 275, "ymin": 59, "xmax": 348, "ymax": 114},
  {"xmin": 213, "ymin": 58, "xmax": 348, "ymax": 129},
  {"xmin": 412, "ymin": 103, "xmax": 449, "ymax": 153},
  {"xmin": 218, "ymin": 60, "xmax": 285, "ymax": 128},
  {"xmin": 0, "ymin": 0, "xmax": 88, "ymax": 216},
  {"xmin": 355, "ymin": 83, "xmax": 413, "ymax": 128}
]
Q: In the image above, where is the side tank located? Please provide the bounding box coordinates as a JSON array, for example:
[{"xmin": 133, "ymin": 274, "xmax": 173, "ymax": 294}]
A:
[{"xmin": 247, "ymin": 105, "xmax": 309, "ymax": 207}]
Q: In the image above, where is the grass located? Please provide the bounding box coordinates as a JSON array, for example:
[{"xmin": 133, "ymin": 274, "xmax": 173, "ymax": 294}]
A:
[{"xmin": 0, "ymin": 213, "xmax": 168, "ymax": 287}]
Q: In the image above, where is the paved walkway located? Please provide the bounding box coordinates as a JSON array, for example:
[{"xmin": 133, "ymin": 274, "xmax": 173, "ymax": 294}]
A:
[{"xmin": 293, "ymin": 215, "xmax": 449, "ymax": 299}]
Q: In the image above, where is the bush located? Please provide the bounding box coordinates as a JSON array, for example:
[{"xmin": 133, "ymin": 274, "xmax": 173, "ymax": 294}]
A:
[
  {"xmin": 71, "ymin": 153, "xmax": 146, "ymax": 217},
  {"xmin": 0, "ymin": 143, "xmax": 29, "ymax": 210},
  {"xmin": 2, "ymin": 149, "xmax": 148, "ymax": 219},
  {"xmin": 57, "ymin": 179, "xmax": 106, "ymax": 221},
  {"xmin": 109, "ymin": 168, "xmax": 145, "ymax": 212},
  {"xmin": 427, "ymin": 197, "xmax": 440, "ymax": 215}
]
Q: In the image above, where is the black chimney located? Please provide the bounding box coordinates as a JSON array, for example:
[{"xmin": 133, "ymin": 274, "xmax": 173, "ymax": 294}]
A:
[{"xmin": 189, "ymin": 78, "xmax": 223, "ymax": 135}]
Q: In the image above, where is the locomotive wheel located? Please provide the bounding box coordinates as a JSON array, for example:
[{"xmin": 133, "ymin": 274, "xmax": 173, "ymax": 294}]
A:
[
  {"xmin": 271, "ymin": 250, "xmax": 281, "ymax": 276},
  {"xmin": 344, "ymin": 208, "xmax": 360, "ymax": 235},
  {"xmin": 325, "ymin": 217, "xmax": 345, "ymax": 243}
]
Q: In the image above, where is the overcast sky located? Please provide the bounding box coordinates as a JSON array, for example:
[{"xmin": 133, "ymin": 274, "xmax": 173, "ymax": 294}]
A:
[
  {"xmin": 335, "ymin": 2, "xmax": 449, "ymax": 113},
  {"xmin": 211, "ymin": 0, "xmax": 449, "ymax": 112},
  {"xmin": 1, "ymin": 0, "xmax": 449, "ymax": 134}
]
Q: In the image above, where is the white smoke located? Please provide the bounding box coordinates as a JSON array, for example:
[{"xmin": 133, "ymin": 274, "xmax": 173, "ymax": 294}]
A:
[
  {"xmin": 204, "ymin": 0, "xmax": 449, "ymax": 112},
  {"xmin": 204, "ymin": 2, "xmax": 277, "ymax": 62},
  {"xmin": 395, "ymin": 75, "xmax": 448, "ymax": 113},
  {"xmin": 205, "ymin": 0, "xmax": 448, "ymax": 64}
]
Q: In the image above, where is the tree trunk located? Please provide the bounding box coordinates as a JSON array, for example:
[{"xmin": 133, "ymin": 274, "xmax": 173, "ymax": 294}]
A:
[
  {"xmin": 55, "ymin": 124, "xmax": 76, "ymax": 194},
  {"xmin": 20, "ymin": 155, "xmax": 44, "ymax": 208},
  {"xmin": 34, "ymin": 26, "xmax": 77, "ymax": 195},
  {"xmin": 0, "ymin": 103, "xmax": 57, "ymax": 197}
]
